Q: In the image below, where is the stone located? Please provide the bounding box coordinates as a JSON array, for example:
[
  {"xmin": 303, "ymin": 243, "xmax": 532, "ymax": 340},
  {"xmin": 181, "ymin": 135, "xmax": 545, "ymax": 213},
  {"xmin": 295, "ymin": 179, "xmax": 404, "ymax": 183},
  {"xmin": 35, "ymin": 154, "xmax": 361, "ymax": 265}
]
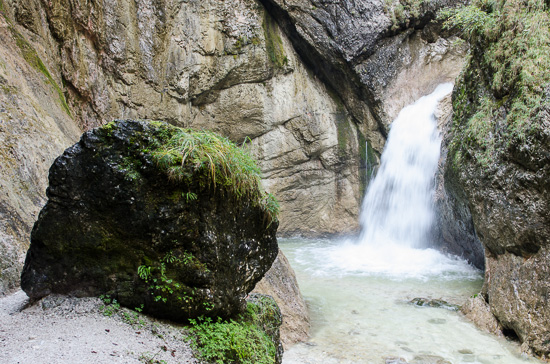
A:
[
  {"xmin": 460, "ymin": 295, "xmax": 502, "ymax": 337},
  {"xmin": 443, "ymin": 3, "xmax": 550, "ymax": 354},
  {"xmin": 246, "ymin": 293, "xmax": 284, "ymax": 364},
  {"xmin": 410, "ymin": 354, "xmax": 451, "ymax": 364},
  {"xmin": 21, "ymin": 120, "xmax": 278, "ymax": 321},
  {"xmin": 431, "ymin": 94, "xmax": 485, "ymax": 269},
  {"xmin": 409, "ymin": 297, "xmax": 460, "ymax": 311},
  {"xmin": 385, "ymin": 356, "xmax": 408, "ymax": 364},
  {"xmin": 252, "ymin": 248, "xmax": 310, "ymax": 348}
]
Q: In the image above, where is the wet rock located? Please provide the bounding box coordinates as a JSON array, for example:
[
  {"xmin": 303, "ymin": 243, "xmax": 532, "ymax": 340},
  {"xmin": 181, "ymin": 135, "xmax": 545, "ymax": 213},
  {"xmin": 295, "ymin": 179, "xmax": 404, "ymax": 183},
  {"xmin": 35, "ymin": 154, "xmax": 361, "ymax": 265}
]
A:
[
  {"xmin": 460, "ymin": 295, "xmax": 502, "ymax": 337},
  {"xmin": 252, "ymin": 249, "xmax": 310, "ymax": 349},
  {"xmin": 431, "ymin": 95, "xmax": 485, "ymax": 269},
  {"xmin": 409, "ymin": 297, "xmax": 460, "ymax": 311},
  {"xmin": 385, "ymin": 356, "xmax": 408, "ymax": 364},
  {"xmin": 21, "ymin": 120, "xmax": 278, "ymax": 321},
  {"xmin": 246, "ymin": 293, "xmax": 284, "ymax": 364},
  {"xmin": 443, "ymin": 4, "xmax": 550, "ymax": 354}
]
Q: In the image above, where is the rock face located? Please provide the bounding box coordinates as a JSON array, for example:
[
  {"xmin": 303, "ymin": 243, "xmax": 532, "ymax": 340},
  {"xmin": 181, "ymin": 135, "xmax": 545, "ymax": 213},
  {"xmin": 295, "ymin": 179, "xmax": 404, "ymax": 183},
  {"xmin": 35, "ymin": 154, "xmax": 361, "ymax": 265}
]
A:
[
  {"xmin": 0, "ymin": 3, "xmax": 81, "ymax": 295},
  {"xmin": 443, "ymin": 0, "xmax": 550, "ymax": 355},
  {"xmin": 253, "ymin": 249, "xmax": 309, "ymax": 348},
  {"xmin": 21, "ymin": 120, "xmax": 278, "ymax": 321},
  {"xmin": 1, "ymin": 0, "xmax": 467, "ymax": 292},
  {"xmin": 258, "ymin": 0, "xmax": 466, "ymax": 128},
  {"xmin": 431, "ymin": 95, "xmax": 485, "ymax": 269},
  {"xmin": 460, "ymin": 295, "xmax": 503, "ymax": 337},
  {"xmin": 34, "ymin": 0, "xmax": 369, "ymax": 237}
]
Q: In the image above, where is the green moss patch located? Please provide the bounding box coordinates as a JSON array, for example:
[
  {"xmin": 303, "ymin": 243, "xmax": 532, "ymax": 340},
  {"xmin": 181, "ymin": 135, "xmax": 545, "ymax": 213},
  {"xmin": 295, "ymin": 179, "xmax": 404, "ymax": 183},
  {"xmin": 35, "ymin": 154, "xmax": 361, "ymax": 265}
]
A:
[
  {"xmin": 440, "ymin": 0, "xmax": 550, "ymax": 167},
  {"xmin": 98, "ymin": 121, "xmax": 279, "ymax": 223},
  {"xmin": 150, "ymin": 125, "xmax": 279, "ymax": 223},
  {"xmin": 262, "ymin": 11, "xmax": 288, "ymax": 69},
  {"xmin": 2, "ymin": 6, "xmax": 71, "ymax": 116},
  {"xmin": 384, "ymin": 0, "xmax": 425, "ymax": 30}
]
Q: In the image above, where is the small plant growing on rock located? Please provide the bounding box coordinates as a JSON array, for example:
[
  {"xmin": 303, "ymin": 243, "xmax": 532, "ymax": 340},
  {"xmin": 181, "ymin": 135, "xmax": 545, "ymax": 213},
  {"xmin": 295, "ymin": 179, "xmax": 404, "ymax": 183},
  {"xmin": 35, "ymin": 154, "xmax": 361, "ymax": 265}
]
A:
[
  {"xmin": 187, "ymin": 300, "xmax": 278, "ymax": 364},
  {"xmin": 99, "ymin": 294, "xmax": 121, "ymax": 317},
  {"xmin": 152, "ymin": 127, "xmax": 279, "ymax": 223},
  {"xmin": 138, "ymin": 251, "xmax": 210, "ymax": 308},
  {"xmin": 439, "ymin": 0, "xmax": 550, "ymax": 166}
]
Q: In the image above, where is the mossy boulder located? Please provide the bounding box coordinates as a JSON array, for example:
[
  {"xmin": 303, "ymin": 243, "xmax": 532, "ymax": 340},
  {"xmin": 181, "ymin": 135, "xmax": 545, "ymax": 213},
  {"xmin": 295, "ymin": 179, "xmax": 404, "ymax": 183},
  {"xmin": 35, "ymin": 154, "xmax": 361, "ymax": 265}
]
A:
[{"xmin": 21, "ymin": 120, "xmax": 279, "ymax": 321}]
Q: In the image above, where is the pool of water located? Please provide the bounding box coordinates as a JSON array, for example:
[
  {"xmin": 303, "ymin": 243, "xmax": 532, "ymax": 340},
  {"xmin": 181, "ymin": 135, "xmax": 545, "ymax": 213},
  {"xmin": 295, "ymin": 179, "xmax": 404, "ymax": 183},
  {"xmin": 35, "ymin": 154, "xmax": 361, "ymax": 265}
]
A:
[{"xmin": 280, "ymin": 237, "xmax": 538, "ymax": 364}]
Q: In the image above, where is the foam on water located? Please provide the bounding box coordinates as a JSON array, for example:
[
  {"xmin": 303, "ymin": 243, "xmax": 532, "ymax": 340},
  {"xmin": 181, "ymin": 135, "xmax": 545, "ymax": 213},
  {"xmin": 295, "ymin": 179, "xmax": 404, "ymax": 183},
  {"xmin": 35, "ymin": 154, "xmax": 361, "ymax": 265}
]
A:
[{"xmin": 300, "ymin": 239, "xmax": 480, "ymax": 280}]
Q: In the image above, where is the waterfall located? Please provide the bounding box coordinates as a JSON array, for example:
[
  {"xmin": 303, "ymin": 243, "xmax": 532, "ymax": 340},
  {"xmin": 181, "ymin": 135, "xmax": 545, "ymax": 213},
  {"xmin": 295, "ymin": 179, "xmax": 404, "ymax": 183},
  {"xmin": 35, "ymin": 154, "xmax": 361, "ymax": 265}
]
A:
[
  {"xmin": 358, "ymin": 83, "xmax": 453, "ymax": 248},
  {"xmin": 311, "ymin": 83, "xmax": 469, "ymax": 278}
]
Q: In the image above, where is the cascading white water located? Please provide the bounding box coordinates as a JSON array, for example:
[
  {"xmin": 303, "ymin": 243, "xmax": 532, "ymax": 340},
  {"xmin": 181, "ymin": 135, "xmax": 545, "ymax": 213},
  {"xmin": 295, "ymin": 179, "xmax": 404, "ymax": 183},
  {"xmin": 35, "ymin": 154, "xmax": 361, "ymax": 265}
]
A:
[
  {"xmin": 358, "ymin": 83, "xmax": 453, "ymax": 248},
  {"xmin": 311, "ymin": 83, "xmax": 472, "ymax": 278}
]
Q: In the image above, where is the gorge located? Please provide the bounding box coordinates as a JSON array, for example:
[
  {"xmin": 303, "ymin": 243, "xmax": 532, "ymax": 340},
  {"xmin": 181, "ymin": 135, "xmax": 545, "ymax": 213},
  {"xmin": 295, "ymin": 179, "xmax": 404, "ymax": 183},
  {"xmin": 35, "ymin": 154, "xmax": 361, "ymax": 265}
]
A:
[{"xmin": 0, "ymin": 0, "xmax": 549, "ymax": 362}]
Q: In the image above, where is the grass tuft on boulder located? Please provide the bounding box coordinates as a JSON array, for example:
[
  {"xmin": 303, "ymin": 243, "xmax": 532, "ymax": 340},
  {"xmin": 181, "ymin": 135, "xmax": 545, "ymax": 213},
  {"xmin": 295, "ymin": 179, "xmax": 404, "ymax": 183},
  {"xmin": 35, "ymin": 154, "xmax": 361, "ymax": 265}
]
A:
[{"xmin": 151, "ymin": 126, "xmax": 279, "ymax": 223}]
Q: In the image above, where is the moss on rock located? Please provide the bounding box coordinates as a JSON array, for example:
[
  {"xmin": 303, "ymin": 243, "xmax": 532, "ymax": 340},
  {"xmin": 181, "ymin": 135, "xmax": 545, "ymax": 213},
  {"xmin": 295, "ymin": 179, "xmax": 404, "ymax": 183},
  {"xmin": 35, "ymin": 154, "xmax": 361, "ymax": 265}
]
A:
[{"xmin": 442, "ymin": 0, "xmax": 550, "ymax": 167}]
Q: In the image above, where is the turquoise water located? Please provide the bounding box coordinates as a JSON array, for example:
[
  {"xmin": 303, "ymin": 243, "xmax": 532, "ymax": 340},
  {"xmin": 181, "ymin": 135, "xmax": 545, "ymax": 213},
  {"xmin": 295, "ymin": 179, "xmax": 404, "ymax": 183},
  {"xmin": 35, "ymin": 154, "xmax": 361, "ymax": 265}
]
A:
[{"xmin": 280, "ymin": 237, "xmax": 538, "ymax": 364}]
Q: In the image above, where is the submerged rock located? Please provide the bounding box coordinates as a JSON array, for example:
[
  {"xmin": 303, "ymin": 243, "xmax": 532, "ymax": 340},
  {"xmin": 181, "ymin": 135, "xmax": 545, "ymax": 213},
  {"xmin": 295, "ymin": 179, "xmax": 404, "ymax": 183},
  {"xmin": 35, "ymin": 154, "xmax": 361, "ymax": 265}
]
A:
[
  {"xmin": 411, "ymin": 355, "xmax": 451, "ymax": 364},
  {"xmin": 21, "ymin": 120, "xmax": 279, "ymax": 321},
  {"xmin": 409, "ymin": 297, "xmax": 460, "ymax": 311},
  {"xmin": 385, "ymin": 356, "xmax": 408, "ymax": 364}
]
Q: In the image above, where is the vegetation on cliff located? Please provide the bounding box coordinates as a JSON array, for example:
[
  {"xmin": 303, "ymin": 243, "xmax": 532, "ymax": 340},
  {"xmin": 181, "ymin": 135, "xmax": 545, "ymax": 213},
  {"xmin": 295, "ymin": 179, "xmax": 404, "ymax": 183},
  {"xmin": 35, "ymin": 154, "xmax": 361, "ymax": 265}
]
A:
[
  {"xmin": 0, "ymin": 0, "xmax": 71, "ymax": 116},
  {"xmin": 440, "ymin": 0, "xmax": 550, "ymax": 167},
  {"xmin": 440, "ymin": 0, "xmax": 550, "ymax": 356}
]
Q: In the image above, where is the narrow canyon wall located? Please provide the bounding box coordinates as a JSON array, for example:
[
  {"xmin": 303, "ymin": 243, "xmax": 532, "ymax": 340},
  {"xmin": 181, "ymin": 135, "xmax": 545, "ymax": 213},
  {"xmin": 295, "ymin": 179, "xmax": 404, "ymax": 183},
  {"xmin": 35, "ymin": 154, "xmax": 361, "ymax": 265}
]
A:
[
  {"xmin": 1, "ymin": 0, "xmax": 468, "ymax": 294},
  {"xmin": 442, "ymin": 0, "xmax": 550, "ymax": 355},
  {"xmin": 9, "ymin": 0, "xmax": 368, "ymax": 237},
  {"xmin": 0, "ymin": 3, "xmax": 82, "ymax": 294}
]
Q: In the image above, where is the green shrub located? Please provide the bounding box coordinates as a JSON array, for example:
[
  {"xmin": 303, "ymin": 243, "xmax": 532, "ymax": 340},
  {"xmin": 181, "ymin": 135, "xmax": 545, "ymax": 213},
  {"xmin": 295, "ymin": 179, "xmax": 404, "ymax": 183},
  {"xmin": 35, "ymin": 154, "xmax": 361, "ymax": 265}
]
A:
[{"xmin": 187, "ymin": 301, "xmax": 278, "ymax": 364}]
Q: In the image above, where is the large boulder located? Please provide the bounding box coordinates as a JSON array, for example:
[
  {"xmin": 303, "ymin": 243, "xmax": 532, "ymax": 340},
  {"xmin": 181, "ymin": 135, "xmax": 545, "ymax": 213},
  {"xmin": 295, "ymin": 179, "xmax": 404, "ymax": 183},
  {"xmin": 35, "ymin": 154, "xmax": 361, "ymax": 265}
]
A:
[{"xmin": 21, "ymin": 120, "xmax": 279, "ymax": 321}]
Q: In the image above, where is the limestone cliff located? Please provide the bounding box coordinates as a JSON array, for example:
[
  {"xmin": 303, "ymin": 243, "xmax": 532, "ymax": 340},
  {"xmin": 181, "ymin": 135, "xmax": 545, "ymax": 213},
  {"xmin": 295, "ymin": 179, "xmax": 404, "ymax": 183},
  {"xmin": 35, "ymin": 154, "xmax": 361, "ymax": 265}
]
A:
[
  {"xmin": 1, "ymin": 0, "xmax": 466, "ymax": 293},
  {"xmin": 442, "ymin": 0, "xmax": 550, "ymax": 356},
  {"xmin": 0, "ymin": 2, "xmax": 81, "ymax": 294}
]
